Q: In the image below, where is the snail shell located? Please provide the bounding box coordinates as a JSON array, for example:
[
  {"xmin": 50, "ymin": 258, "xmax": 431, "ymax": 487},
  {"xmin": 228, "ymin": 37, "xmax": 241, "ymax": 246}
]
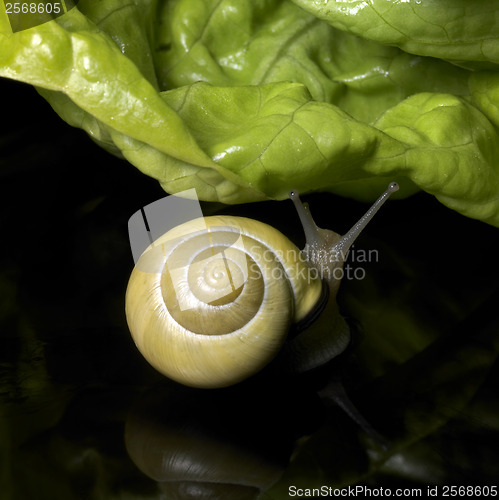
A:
[{"xmin": 125, "ymin": 215, "xmax": 323, "ymax": 389}]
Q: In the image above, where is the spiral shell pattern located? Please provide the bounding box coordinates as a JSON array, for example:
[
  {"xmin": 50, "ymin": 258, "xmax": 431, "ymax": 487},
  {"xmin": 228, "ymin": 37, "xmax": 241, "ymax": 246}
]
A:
[{"xmin": 125, "ymin": 216, "xmax": 322, "ymax": 388}]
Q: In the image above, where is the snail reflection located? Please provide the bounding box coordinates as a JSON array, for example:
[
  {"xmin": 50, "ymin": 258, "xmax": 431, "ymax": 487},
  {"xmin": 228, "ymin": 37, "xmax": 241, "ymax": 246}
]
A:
[
  {"xmin": 125, "ymin": 183, "xmax": 399, "ymax": 389},
  {"xmin": 125, "ymin": 381, "xmax": 323, "ymax": 500}
]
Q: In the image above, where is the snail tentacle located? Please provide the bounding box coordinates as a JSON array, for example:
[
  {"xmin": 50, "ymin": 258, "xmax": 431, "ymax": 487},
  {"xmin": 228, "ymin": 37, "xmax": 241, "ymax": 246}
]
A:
[
  {"xmin": 333, "ymin": 182, "xmax": 399, "ymax": 259},
  {"xmin": 289, "ymin": 182, "xmax": 398, "ymax": 293}
]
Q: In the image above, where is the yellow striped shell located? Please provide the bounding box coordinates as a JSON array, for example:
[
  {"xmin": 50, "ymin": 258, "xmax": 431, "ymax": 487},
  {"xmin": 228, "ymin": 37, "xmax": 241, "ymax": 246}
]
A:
[{"xmin": 125, "ymin": 215, "xmax": 322, "ymax": 388}]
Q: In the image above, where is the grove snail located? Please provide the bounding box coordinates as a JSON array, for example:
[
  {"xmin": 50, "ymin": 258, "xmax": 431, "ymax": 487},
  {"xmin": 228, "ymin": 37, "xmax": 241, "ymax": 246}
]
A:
[{"xmin": 125, "ymin": 182, "xmax": 399, "ymax": 388}]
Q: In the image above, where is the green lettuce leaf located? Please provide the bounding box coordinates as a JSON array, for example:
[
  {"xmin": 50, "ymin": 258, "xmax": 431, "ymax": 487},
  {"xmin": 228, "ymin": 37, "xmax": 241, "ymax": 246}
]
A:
[
  {"xmin": 291, "ymin": 0, "xmax": 499, "ymax": 69},
  {"xmin": 1, "ymin": 0, "xmax": 499, "ymax": 225}
]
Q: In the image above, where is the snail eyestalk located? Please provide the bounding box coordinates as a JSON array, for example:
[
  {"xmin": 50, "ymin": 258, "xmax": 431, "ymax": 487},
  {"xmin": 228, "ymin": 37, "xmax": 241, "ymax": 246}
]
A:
[
  {"xmin": 289, "ymin": 182, "xmax": 398, "ymax": 293},
  {"xmin": 289, "ymin": 190, "xmax": 324, "ymax": 248},
  {"xmin": 334, "ymin": 182, "xmax": 399, "ymax": 257}
]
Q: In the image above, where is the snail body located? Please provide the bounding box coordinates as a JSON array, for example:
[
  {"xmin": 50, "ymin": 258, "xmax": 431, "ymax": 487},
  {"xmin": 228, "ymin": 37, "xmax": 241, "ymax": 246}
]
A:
[{"xmin": 126, "ymin": 183, "xmax": 399, "ymax": 388}]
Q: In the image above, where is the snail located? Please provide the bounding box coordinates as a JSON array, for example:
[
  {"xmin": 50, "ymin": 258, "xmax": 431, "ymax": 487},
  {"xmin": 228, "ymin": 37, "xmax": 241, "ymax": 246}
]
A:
[{"xmin": 125, "ymin": 182, "xmax": 399, "ymax": 389}]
